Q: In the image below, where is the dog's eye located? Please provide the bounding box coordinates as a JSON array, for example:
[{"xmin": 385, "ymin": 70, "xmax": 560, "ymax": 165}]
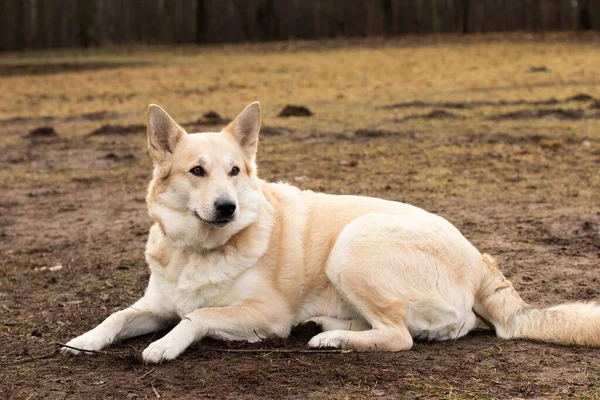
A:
[
  {"xmin": 230, "ymin": 166, "xmax": 240, "ymax": 177},
  {"xmin": 190, "ymin": 166, "xmax": 205, "ymax": 177}
]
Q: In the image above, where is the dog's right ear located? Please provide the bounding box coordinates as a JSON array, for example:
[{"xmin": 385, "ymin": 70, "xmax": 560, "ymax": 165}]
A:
[{"xmin": 147, "ymin": 104, "xmax": 185, "ymax": 163}]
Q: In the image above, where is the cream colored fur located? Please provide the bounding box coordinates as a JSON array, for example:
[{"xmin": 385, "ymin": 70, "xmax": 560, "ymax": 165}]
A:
[{"xmin": 63, "ymin": 102, "xmax": 600, "ymax": 363}]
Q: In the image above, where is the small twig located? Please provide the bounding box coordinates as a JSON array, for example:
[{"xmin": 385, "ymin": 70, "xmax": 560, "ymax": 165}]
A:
[
  {"xmin": 151, "ymin": 383, "xmax": 161, "ymax": 399},
  {"xmin": 454, "ymin": 321, "xmax": 467, "ymax": 341},
  {"xmin": 214, "ymin": 348, "xmax": 353, "ymax": 354},
  {"xmin": 182, "ymin": 316, "xmax": 191, "ymax": 321},
  {"xmin": 58, "ymin": 343, "xmax": 105, "ymax": 354},
  {"xmin": 139, "ymin": 368, "xmax": 156, "ymax": 380},
  {"xmin": 253, "ymin": 330, "xmax": 264, "ymax": 341}
]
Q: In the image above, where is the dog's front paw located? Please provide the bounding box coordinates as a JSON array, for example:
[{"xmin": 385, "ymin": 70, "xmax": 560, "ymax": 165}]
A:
[
  {"xmin": 142, "ymin": 332, "xmax": 193, "ymax": 364},
  {"xmin": 62, "ymin": 330, "xmax": 112, "ymax": 355}
]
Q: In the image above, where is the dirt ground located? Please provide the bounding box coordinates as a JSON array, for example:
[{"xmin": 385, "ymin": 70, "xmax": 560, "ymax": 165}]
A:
[{"xmin": 1, "ymin": 34, "xmax": 600, "ymax": 399}]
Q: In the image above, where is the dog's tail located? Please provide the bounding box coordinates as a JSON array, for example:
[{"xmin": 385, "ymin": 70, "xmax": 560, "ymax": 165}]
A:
[{"xmin": 473, "ymin": 254, "xmax": 600, "ymax": 347}]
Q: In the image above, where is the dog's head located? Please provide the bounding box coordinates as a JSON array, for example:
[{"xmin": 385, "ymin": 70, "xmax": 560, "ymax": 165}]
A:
[{"xmin": 146, "ymin": 102, "xmax": 263, "ymax": 249}]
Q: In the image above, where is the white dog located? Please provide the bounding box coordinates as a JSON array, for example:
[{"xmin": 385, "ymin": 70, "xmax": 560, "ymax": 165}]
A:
[{"xmin": 63, "ymin": 102, "xmax": 600, "ymax": 363}]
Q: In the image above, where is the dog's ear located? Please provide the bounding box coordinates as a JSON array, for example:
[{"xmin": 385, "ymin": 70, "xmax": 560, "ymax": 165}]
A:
[
  {"xmin": 225, "ymin": 102, "xmax": 261, "ymax": 158},
  {"xmin": 147, "ymin": 104, "xmax": 185, "ymax": 163}
]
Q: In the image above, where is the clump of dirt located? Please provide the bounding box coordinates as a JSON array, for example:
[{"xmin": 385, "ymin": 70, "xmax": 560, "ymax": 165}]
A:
[
  {"xmin": 422, "ymin": 109, "xmax": 461, "ymax": 119},
  {"xmin": 88, "ymin": 124, "xmax": 145, "ymax": 136},
  {"xmin": 487, "ymin": 108, "xmax": 584, "ymax": 121},
  {"xmin": 397, "ymin": 109, "xmax": 463, "ymax": 122},
  {"xmin": 354, "ymin": 129, "xmax": 392, "ymax": 138},
  {"xmin": 277, "ymin": 105, "xmax": 313, "ymax": 117},
  {"xmin": 529, "ymin": 66, "xmax": 550, "ymax": 72},
  {"xmin": 101, "ymin": 153, "xmax": 136, "ymax": 161},
  {"xmin": 567, "ymin": 93, "xmax": 595, "ymax": 102},
  {"xmin": 188, "ymin": 111, "xmax": 230, "ymax": 126},
  {"xmin": 27, "ymin": 126, "xmax": 58, "ymax": 139}
]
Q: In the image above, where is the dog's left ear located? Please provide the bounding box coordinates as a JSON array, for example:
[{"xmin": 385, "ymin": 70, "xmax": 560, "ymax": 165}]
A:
[
  {"xmin": 225, "ymin": 102, "xmax": 261, "ymax": 158},
  {"xmin": 147, "ymin": 104, "xmax": 185, "ymax": 164}
]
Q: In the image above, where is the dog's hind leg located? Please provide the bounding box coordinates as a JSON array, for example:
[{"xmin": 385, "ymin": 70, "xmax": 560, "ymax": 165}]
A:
[
  {"xmin": 62, "ymin": 297, "xmax": 171, "ymax": 355},
  {"xmin": 307, "ymin": 217, "xmax": 417, "ymax": 351},
  {"xmin": 307, "ymin": 212, "xmax": 483, "ymax": 351},
  {"xmin": 305, "ymin": 316, "xmax": 370, "ymax": 332},
  {"xmin": 306, "ymin": 294, "xmax": 412, "ymax": 351}
]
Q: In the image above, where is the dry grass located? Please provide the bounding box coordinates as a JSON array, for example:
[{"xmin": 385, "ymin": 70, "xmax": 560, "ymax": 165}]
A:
[{"xmin": 1, "ymin": 33, "xmax": 600, "ymax": 133}]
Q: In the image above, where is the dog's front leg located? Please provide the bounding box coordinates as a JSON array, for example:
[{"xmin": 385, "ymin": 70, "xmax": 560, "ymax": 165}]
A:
[
  {"xmin": 142, "ymin": 304, "xmax": 286, "ymax": 363},
  {"xmin": 62, "ymin": 297, "xmax": 171, "ymax": 355}
]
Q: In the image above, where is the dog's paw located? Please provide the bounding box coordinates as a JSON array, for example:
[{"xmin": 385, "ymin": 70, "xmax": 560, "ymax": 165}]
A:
[
  {"xmin": 142, "ymin": 333, "xmax": 193, "ymax": 364},
  {"xmin": 61, "ymin": 330, "xmax": 111, "ymax": 355},
  {"xmin": 307, "ymin": 331, "xmax": 350, "ymax": 349}
]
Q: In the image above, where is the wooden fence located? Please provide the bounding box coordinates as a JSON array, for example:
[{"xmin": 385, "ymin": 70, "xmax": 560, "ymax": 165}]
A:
[{"xmin": 1, "ymin": 0, "xmax": 599, "ymax": 51}]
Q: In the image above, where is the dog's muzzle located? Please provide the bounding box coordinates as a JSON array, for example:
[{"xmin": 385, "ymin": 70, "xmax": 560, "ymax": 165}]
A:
[{"xmin": 194, "ymin": 209, "xmax": 235, "ymax": 228}]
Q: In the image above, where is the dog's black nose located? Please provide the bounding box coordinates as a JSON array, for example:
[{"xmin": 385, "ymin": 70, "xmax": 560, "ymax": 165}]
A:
[{"xmin": 214, "ymin": 199, "xmax": 237, "ymax": 218}]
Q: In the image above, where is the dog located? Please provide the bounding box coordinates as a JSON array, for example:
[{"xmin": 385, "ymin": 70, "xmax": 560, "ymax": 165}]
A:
[{"xmin": 63, "ymin": 102, "xmax": 600, "ymax": 363}]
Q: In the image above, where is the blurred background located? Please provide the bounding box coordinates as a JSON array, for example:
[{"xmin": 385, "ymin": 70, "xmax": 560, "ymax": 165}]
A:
[{"xmin": 1, "ymin": 0, "xmax": 599, "ymax": 50}]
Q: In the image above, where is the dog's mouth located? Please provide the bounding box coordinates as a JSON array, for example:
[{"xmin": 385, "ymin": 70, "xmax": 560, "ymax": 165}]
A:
[{"xmin": 193, "ymin": 212, "xmax": 234, "ymax": 228}]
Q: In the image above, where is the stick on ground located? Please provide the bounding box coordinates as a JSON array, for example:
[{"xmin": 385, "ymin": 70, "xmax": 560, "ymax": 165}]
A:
[{"xmin": 57, "ymin": 343, "xmax": 106, "ymax": 354}]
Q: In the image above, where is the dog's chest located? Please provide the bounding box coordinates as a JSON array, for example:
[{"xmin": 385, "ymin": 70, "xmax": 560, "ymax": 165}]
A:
[{"xmin": 147, "ymin": 247, "xmax": 259, "ymax": 317}]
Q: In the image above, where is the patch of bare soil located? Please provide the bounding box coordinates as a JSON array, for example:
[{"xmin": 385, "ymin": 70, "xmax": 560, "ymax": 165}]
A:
[
  {"xmin": 0, "ymin": 111, "xmax": 124, "ymax": 125},
  {"xmin": 188, "ymin": 111, "xmax": 231, "ymax": 126},
  {"xmin": 396, "ymin": 109, "xmax": 464, "ymax": 121},
  {"xmin": 82, "ymin": 111, "xmax": 232, "ymax": 137},
  {"xmin": 353, "ymin": 129, "xmax": 393, "ymax": 138},
  {"xmin": 382, "ymin": 93, "xmax": 596, "ymax": 110},
  {"xmin": 487, "ymin": 108, "xmax": 585, "ymax": 120},
  {"xmin": 529, "ymin": 66, "xmax": 551, "ymax": 73},
  {"xmin": 277, "ymin": 105, "xmax": 314, "ymax": 117},
  {"xmin": 0, "ymin": 62, "xmax": 150, "ymax": 77},
  {"xmin": 86, "ymin": 122, "xmax": 293, "ymax": 137},
  {"xmin": 259, "ymin": 126, "xmax": 294, "ymax": 137},
  {"xmin": 88, "ymin": 124, "xmax": 146, "ymax": 136},
  {"xmin": 65, "ymin": 111, "xmax": 122, "ymax": 122},
  {"xmin": 27, "ymin": 126, "xmax": 59, "ymax": 139},
  {"xmin": 1, "ymin": 120, "xmax": 599, "ymax": 399}
]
